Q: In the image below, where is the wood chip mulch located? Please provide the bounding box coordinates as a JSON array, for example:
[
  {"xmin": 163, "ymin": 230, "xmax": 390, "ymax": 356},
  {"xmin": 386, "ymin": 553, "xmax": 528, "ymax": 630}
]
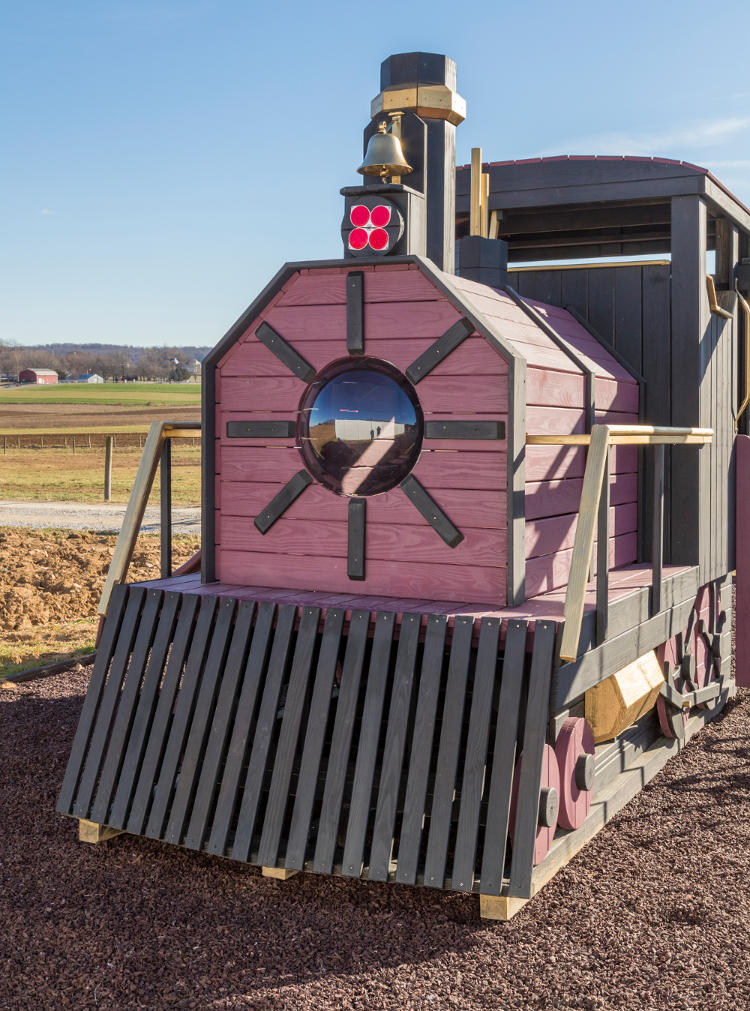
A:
[{"xmin": 1, "ymin": 670, "xmax": 749, "ymax": 1010}]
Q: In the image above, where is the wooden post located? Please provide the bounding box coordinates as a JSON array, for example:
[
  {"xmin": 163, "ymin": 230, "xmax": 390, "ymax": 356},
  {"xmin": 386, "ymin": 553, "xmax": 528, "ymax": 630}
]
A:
[
  {"xmin": 79, "ymin": 819, "xmax": 123, "ymax": 844},
  {"xmin": 596, "ymin": 450, "xmax": 610, "ymax": 644},
  {"xmin": 160, "ymin": 439, "xmax": 172, "ymax": 578},
  {"xmin": 104, "ymin": 435, "xmax": 113, "ymax": 501},
  {"xmin": 651, "ymin": 445, "xmax": 664, "ymax": 615}
]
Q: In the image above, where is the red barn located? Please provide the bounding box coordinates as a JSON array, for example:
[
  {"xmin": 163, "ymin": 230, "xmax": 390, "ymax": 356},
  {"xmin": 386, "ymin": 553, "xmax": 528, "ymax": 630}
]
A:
[{"xmin": 19, "ymin": 368, "xmax": 58, "ymax": 385}]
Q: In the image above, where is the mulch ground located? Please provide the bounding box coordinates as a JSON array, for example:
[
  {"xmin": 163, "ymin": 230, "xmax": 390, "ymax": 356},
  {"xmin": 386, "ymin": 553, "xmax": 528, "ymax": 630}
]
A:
[{"xmin": 1, "ymin": 671, "xmax": 749, "ymax": 1011}]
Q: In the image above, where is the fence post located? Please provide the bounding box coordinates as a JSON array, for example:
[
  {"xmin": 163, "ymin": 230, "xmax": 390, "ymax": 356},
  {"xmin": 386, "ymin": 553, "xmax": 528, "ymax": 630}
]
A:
[
  {"xmin": 160, "ymin": 438, "xmax": 172, "ymax": 578},
  {"xmin": 104, "ymin": 435, "xmax": 113, "ymax": 501}
]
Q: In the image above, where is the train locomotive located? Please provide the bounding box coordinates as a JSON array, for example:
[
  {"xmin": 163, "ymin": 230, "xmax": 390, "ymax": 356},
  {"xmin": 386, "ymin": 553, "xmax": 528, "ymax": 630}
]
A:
[{"xmin": 58, "ymin": 52, "xmax": 750, "ymax": 920}]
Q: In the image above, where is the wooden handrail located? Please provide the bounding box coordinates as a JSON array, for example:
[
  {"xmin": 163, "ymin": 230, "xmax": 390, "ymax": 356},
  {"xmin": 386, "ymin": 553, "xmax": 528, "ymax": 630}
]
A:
[
  {"xmin": 735, "ymin": 281, "xmax": 750, "ymax": 432},
  {"xmin": 554, "ymin": 424, "xmax": 712, "ymax": 663},
  {"xmin": 97, "ymin": 421, "xmax": 201, "ymax": 617}
]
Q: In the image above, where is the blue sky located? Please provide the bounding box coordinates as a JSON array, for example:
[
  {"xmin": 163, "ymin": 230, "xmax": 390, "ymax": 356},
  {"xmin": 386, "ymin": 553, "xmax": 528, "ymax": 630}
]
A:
[{"xmin": 4, "ymin": 0, "xmax": 750, "ymax": 347}]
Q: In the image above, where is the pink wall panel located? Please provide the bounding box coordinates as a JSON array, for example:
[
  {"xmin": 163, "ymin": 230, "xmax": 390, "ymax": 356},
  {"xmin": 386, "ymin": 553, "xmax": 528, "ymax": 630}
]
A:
[
  {"xmin": 526, "ymin": 368, "xmax": 585, "ymax": 408},
  {"xmin": 596, "ymin": 377, "xmax": 639, "ymax": 413},
  {"xmin": 526, "ymin": 502, "xmax": 638, "ymax": 558},
  {"xmin": 217, "ymin": 514, "xmax": 507, "ymax": 569},
  {"xmin": 218, "ymin": 480, "xmax": 506, "ymax": 531},
  {"xmin": 525, "ymin": 532, "xmax": 639, "ymax": 597},
  {"xmin": 275, "ymin": 265, "xmax": 439, "ymax": 307},
  {"xmin": 526, "ymin": 405, "xmax": 586, "ymax": 436},
  {"xmin": 215, "ymin": 549, "xmax": 506, "ymax": 604},
  {"xmin": 526, "ymin": 472, "xmax": 638, "ymax": 521}
]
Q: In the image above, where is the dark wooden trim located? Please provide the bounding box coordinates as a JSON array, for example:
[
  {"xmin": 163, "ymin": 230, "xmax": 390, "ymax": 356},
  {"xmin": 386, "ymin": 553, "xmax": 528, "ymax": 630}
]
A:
[
  {"xmin": 508, "ymin": 620, "xmax": 556, "ymax": 899},
  {"xmin": 651, "ymin": 445, "xmax": 665, "ymax": 614},
  {"xmin": 555, "ymin": 592, "xmax": 698, "ymax": 709},
  {"xmin": 505, "ymin": 285, "xmax": 596, "ymax": 430},
  {"xmin": 424, "ymin": 420, "xmax": 505, "ymax": 440},
  {"xmin": 227, "ymin": 420, "xmax": 297, "ymax": 439},
  {"xmin": 255, "ymin": 322, "xmax": 316, "ymax": 383},
  {"xmin": 405, "ymin": 318, "xmax": 474, "ymax": 384},
  {"xmin": 347, "ymin": 498, "xmax": 366, "ymax": 580},
  {"xmin": 160, "ymin": 441, "xmax": 172, "ymax": 579},
  {"xmin": 399, "ymin": 474, "xmax": 464, "ymax": 547},
  {"xmin": 346, "ymin": 272, "xmax": 365, "ymax": 355},
  {"xmin": 254, "ymin": 470, "xmax": 313, "ymax": 534}
]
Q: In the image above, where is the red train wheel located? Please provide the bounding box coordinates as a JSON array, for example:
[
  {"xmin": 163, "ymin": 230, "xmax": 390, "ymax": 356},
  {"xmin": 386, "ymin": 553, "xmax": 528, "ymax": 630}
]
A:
[
  {"xmin": 554, "ymin": 717, "xmax": 595, "ymax": 831},
  {"xmin": 509, "ymin": 744, "xmax": 561, "ymax": 866}
]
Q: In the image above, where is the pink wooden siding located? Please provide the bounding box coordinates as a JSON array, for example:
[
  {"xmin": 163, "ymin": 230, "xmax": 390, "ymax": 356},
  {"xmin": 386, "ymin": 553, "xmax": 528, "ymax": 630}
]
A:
[
  {"xmin": 446, "ymin": 279, "xmax": 639, "ymax": 597},
  {"xmin": 214, "ymin": 263, "xmax": 508, "ymax": 604}
]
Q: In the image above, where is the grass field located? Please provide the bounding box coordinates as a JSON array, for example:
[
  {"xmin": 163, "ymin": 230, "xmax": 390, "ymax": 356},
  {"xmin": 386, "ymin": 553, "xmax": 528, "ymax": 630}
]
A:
[
  {"xmin": 1, "ymin": 443, "xmax": 201, "ymax": 504},
  {"xmin": 0, "ymin": 381, "xmax": 201, "ymax": 407}
]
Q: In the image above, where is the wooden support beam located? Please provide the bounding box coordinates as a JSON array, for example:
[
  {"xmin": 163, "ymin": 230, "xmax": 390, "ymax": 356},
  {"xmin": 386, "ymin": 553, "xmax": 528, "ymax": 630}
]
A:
[
  {"xmin": 78, "ymin": 819, "xmax": 123, "ymax": 844},
  {"xmin": 261, "ymin": 866, "xmax": 299, "ymax": 880}
]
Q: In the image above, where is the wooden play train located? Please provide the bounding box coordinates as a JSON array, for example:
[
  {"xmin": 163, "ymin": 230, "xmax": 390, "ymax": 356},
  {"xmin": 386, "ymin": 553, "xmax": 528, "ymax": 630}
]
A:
[{"xmin": 58, "ymin": 52, "xmax": 749, "ymax": 920}]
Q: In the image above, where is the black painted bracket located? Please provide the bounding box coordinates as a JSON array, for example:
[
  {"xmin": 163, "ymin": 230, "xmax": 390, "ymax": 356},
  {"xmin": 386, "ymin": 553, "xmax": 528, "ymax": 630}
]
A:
[
  {"xmin": 400, "ymin": 474, "xmax": 464, "ymax": 548},
  {"xmin": 348, "ymin": 498, "xmax": 366, "ymax": 580},
  {"xmin": 424, "ymin": 420, "xmax": 505, "ymax": 440},
  {"xmin": 347, "ymin": 273, "xmax": 365, "ymax": 355},
  {"xmin": 405, "ymin": 318, "xmax": 474, "ymax": 384},
  {"xmin": 227, "ymin": 420, "xmax": 297, "ymax": 439},
  {"xmin": 256, "ymin": 322, "xmax": 317, "ymax": 383},
  {"xmin": 254, "ymin": 470, "xmax": 313, "ymax": 534}
]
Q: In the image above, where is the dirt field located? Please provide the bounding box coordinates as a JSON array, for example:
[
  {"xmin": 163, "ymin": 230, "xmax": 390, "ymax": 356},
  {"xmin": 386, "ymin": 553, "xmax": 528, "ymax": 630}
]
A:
[
  {"xmin": 0, "ymin": 528, "xmax": 200, "ymax": 676},
  {"xmin": 1, "ymin": 669, "xmax": 747, "ymax": 1009}
]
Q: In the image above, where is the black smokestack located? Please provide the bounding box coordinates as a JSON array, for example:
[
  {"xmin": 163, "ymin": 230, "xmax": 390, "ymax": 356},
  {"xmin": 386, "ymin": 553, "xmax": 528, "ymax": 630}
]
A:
[{"xmin": 363, "ymin": 52, "xmax": 465, "ymax": 273}]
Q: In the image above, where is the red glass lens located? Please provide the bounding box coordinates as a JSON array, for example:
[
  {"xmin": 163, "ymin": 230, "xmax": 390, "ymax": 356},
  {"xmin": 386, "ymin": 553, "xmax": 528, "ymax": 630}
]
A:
[
  {"xmin": 349, "ymin": 227, "xmax": 369, "ymax": 250},
  {"xmin": 350, "ymin": 205, "xmax": 371, "ymax": 227},
  {"xmin": 368, "ymin": 228, "xmax": 389, "ymax": 251},
  {"xmin": 370, "ymin": 204, "xmax": 391, "ymax": 227}
]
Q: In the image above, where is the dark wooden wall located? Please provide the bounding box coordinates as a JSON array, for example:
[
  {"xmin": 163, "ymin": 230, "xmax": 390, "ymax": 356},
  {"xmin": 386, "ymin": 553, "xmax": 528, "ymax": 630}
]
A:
[{"xmin": 508, "ymin": 257, "xmax": 737, "ymax": 581}]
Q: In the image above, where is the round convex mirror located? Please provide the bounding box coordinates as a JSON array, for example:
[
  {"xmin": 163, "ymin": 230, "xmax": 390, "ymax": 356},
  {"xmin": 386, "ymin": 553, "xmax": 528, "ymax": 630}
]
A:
[{"xmin": 298, "ymin": 358, "xmax": 423, "ymax": 497}]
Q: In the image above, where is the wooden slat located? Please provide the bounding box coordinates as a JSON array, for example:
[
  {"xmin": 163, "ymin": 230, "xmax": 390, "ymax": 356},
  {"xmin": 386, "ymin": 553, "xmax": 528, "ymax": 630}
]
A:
[
  {"xmin": 347, "ymin": 272, "xmax": 364, "ymax": 355},
  {"xmin": 508, "ymin": 620, "xmax": 559, "ymax": 899},
  {"xmin": 72, "ymin": 587, "xmax": 147, "ymax": 819},
  {"xmin": 205, "ymin": 601, "xmax": 276, "ymax": 856},
  {"xmin": 368, "ymin": 612, "xmax": 422, "ymax": 881},
  {"xmin": 257, "ymin": 606, "xmax": 322, "ymax": 867},
  {"xmin": 451, "ymin": 617, "xmax": 501, "ymax": 891},
  {"xmin": 284, "ymin": 608, "xmax": 346, "ymax": 870},
  {"xmin": 89, "ymin": 589, "xmax": 163, "ymax": 825},
  {"xmin": 596, "ymin": 452, "xmax": 610, "ymax": 644},
  {"xmin": 423, "ymin": 615, "xmax": 475, "ymax": 888},
  {"xmin": 123, "ymin": 593, "xmax": 200, "ymax": 834},
  {"xmin": 479, "ymin": 619, "xmax": 528, "ymax": 896},
  {"xmin": 341, "ymin": 612, "xmax": 396, "ymax": 877},
  {"xmin": 163, "ymin": 597, "xmax": 238, "ymax": 845},
  {"xmin": 311, "ymin": 610, "xmax": 371, "ymax": 874},
  {"xmin": 395, "ymin": 613, "xmax": 449, "ymax": 885},
  {"xmin": 183, "ymin": 600, "xmax": 257, "ymax": 851},
  {"xmin": 231, "ymin": 604, "xmax": 298, "ymax": 862},
  {"xmin": 108, "ymin": 591, "xmax": 182, "ymax": 828},
  {"xmin": 57, "ymin": 583, "xmax": 130, "ymax": 816},
  {"xmin": 348, "ymin": 499, "xmax": 366, "ymax": 581},
  {"xmin": 144, "ymin": 595, "xmax": 220, "ymax": 839}
]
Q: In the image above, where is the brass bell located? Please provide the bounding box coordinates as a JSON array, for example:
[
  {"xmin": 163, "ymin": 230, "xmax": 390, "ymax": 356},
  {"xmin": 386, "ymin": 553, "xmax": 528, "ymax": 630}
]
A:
[{"xmin": 358, "ymin": 121, "xmax": 413, "ymax": 180}]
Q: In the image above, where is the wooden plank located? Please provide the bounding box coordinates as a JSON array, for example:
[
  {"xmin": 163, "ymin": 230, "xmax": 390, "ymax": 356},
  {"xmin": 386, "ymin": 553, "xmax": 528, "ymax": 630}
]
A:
[
  {"xmin": 348, "ymin": 499, "xmax": 366, "ymax": 581},
  {"xmin": 257, "ymin": 606, "xmax": 322, "ymax": 867},
  {"xmin": 311, "ymin": 610, "xmax": 371, "ymax": 874},
  {"xmin": 397, "ymin": 475, "xmax": 463, "ymax": 548},
  {"xmin": 507, "ymin": 620, "xmax": 556, "ymax": 899},
  {"xmin": 164, "ymin": 597, "xmax": 238, "ymax": 845},
  {"xmin": 651, "ymin": 445, "xmax": 664, "ymax": 614},
  {"xmin": 144, "ymin": 595, "xmax": 220, "ymax": 839},
  {"xmin": 78, "ymin": 819, "xmax": 122, "ymax": 844},
  {"xmin": 596, "ymin": 453, "xmax": 610, "ymax": 644},
  {"xmin": 121, "ymin": 593, "xmax": 199, "ymax": 834},
  {"xmin": 72, "ymin": 587, "xmax": 147, "ymax": 819},
  {"xmin": 395, "ymin": 614, "xmax": 449, "ymax": 885},
  {"xmin": 88, "ymin": 589, "xmax": 163, "ymax": 825},
  {"xmin": 451, "ymin": 617, "xmax": 501, "ymax": 891},
  {"xmin": 735, "ymin": 436, "xmax": 750, "ymax": 686},
  {"xmin": 346, "ymin": 272, "xmax": 364, "ymax": 355},
  {"xmin": 405, "ymin": 318, "xmax": 474, "ymax": 383},
  {"xmin": 183, "ymin": 600, "xmax": 257, "ymax": 851},
  {"xmin": 57, "ymin": 583, "xmax": 130, "ymax": 816},
  {"xmin": 342, "ymin": 612, "xmax": 396, "ymax": 877},
  {"xmin": 424, "ymin": 420, "xmax": 505, "ymax": 440},
  {"xmin": 254, "ymin": 471, "xmax": 313, "ymax": 534},
  {"xmin": 613, "ymin": 266, "xmax": 643, "ymax": 374},
  {"xmin": 227, "ymin": 421, "xmax": 297, "ymax": 439},
  {"xmin": 641, "ymin": 263, "xmax": 672, "ymax": 560},
  {"xmin": 285, "ymin": 608, "xmax": 346, "ymax": 870},
  {"xmin": 478, "ymin": 619, "xmax": 528, "ymax": 895},
  {"xmin": 560, "ymin": 426, "xmax": 610, "ymax": 662},
  {"xmin": 423, "ymin": 615, "xmax": 475, "ymax": 888},
  {"xmin": 368, "ymin": 612, "xmax": 422, "ymax": 882},
  {"xmin": 231, "ymin": 603, "xmax": 298, "ymax": 862},
  {"xmin": 255, "ymin": 321, "xmax": 316, "ymax": 382},
  {"xmin": 205, "ymin": 601, "xmax": 277, "ymax": 855}
]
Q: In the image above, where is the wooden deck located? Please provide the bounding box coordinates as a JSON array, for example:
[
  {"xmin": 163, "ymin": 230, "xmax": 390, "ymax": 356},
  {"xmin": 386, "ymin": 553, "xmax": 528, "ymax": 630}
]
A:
[{"xmin": 137, "ymin": 561, "xmax": 695, "ymax": 650}]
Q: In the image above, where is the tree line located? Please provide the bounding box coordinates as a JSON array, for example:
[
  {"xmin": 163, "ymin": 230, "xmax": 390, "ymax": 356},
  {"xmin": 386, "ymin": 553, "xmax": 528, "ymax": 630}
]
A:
[{"xmin": 0, "ymin": 342, "xmax": 209, "ymax": 382}]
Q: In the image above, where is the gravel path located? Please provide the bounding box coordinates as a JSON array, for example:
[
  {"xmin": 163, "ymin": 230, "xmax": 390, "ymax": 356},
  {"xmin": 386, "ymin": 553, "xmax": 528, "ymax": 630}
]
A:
[
  {"xmin": 0, "ymin": 500, "xmax": 200, "ymax": 534},
  {"xmin": 1, "ymin": 670, "xmax": 749, "ymax": 1010}
]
